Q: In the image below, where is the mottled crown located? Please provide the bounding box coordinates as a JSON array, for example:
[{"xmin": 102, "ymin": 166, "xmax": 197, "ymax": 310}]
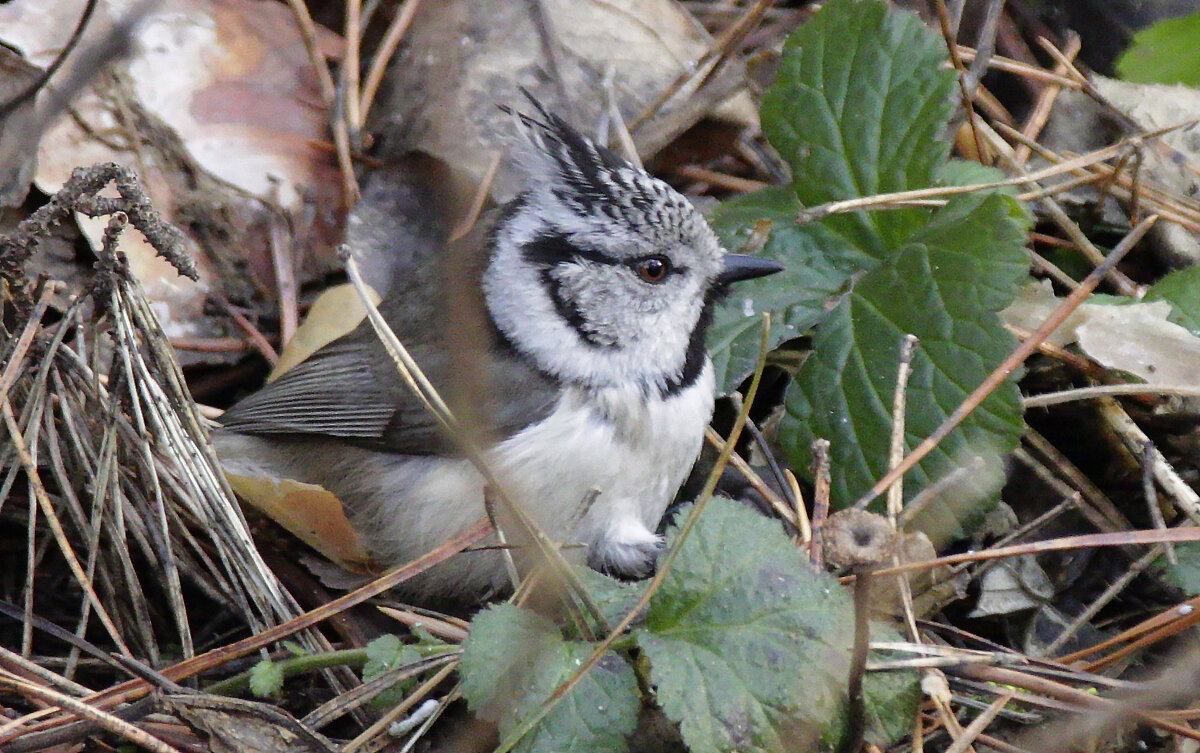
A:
[{"xmin": 504, "ymin": 99, "xmax": 713, "ymax": 253}]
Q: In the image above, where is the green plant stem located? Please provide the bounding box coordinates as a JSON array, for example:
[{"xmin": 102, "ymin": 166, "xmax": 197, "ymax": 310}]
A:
[{"xmin": 205, "ymin": 644, "xmax": 458, "ymax": 696}]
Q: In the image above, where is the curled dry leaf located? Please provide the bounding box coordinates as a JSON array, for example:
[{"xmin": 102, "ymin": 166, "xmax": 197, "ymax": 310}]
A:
[
  {"xmin": 1003, "ymin": 280, "xmax": 1200, "ymax": 386},
  {"xmin": 370, "ymin": 0, "xmax": 753, "ymax": 202},
  {"xmin": 0, "ymin": 0, "xmax": 344, "ymax": 345},
  {"xmin": 226, "ymin": 472, "xmax": 374, "ymax": 574}
]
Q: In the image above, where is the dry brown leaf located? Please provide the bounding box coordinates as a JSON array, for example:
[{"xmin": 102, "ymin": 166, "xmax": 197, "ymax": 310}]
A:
[
  {"xmin": 372, "ymin": 0, "xmax": 752, "ymax": 202},
  {"xmin": 1002, "ymin": 280, "xmax": 1200, "ymax": 384},
  {"xmin": 227, "ymin": 472, "xmax": 374, "ymax": 573},
  {"xmin": 268, "ymin": 283, "xmax": 379, "ymax": 381},
  {"xmin": 0, "ymin": 0, "xmax": 345, "ymax": 335},
  {"xmin": 166, "ymin": 694, "xmax": 337, "ymax": 753}
]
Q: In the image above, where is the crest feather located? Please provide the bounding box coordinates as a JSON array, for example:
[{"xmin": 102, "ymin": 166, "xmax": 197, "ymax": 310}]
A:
[{"xmin": 502, "ymin": 93, "xmax": 634, "ymax": 209}]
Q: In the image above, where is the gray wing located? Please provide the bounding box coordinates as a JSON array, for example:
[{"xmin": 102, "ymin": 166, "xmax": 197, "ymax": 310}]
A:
[{"xmin": 218, "ymin": 324, "xmax": 561, "ymax": 456}]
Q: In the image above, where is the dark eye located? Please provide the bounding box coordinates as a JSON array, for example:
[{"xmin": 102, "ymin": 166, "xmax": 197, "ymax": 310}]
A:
[{"xmin": 634, "ymin": 255, "xmax": 671, "ymax": 284}]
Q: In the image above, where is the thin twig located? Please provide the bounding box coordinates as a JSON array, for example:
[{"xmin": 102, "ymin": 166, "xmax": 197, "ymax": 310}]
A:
[
  {"xmin": 359, "ymin": 0, "xmax": 424, "ymax": 120},
  {"xmin": 810, "ymin": 439, "xmax": 831, "ymax": 569}
]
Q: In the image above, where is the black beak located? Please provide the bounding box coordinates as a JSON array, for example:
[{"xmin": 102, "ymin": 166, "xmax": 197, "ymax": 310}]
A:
[{"xmin": 719, "ymin": 254, "xmax": 785, "ymax": 285}]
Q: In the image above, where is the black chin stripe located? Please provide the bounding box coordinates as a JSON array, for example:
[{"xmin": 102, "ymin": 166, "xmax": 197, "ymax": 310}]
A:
[{"xmin": 661, "ymin": 292, "xmax": 716, "ymax": 397}]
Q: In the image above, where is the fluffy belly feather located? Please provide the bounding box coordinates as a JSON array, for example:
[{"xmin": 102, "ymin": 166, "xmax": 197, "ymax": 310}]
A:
[{"xmin": 215, "ymin": 361, "xmax": 715, "ymax": 599}]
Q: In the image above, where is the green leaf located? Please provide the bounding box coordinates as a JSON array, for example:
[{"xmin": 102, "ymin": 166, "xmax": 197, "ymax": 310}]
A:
[
  {"xmin": 572, "ymin": 566, "xmax": 643, "ymax": 629},
  {"xmin": 636, "ymin": 497, "xmax": 853, "ymax": 753},
  {"xmin": 461, "ymin": 605, "xmax": 639, "ymax": 753},
  {"xmin": 1117, "ymin": 11, "xmax": 1200, "ymax": 86},
  {"xmin": 1155, "ymin": 542, "xmax": 1200, "ymax": 595},
  {"xmin": 708, "ymin": 187, "xmax": 872, "ymax": 389},
  {"xmin": 860, "ymin": 626, "xmax": 922, "ymax": 745},
  {"xmin": 1145, "ymin": 266, "xmax": 1200, "ymax": 335},
  {"xmin": 819, "ymin": 624, "xmax": 922, "ymax": 748},
  {"xmin": 762, "ymin": 0, "xmax": 956, "ymax": 253},
  {"xmin": 937, "ymin": 160, "xmax": 1009, "ymax": 189},
  {"xmin": 780, "ymin": 193, "xmax": 1029, "ymax": 542},
  {"xmin": 361, "ymin": 634, "xmax": 422, "ymax": 706},
  {"xmin": 248, "ymin": 659, "xmax": 284, "ymax": 698}
]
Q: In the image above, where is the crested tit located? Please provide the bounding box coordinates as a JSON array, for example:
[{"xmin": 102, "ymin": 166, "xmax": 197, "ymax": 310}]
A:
[{"xmin": 214, "ymin": 105, "xmax": 782, "ymax": 600}]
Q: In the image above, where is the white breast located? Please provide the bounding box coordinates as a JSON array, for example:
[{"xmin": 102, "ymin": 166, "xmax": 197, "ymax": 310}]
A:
[{"xmin": 364, "ymin": 359, "xmax": 717, "ymax": 596}]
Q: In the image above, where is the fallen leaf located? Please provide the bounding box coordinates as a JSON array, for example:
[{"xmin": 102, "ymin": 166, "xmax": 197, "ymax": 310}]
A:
[
  {"xmin": 226, "ymin": 472, "xmax": 374, "ymax": 573},
  {"xmin": 1002, "ymin": 280, "xmax": 1200, "ymax": 385},
  {"xmin": 371, "ymin": 0, "xmax": 752, "ymax": 202},
  {"xmin": 269, "ymin": 284, "xmax": 379, "ymax": 381}
]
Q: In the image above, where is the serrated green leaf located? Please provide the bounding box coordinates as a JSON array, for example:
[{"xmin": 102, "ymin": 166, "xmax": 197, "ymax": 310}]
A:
[
  {"xmin": 936, "ymin": 159, "xmax": 1009, "ymax": 189},
  {"xmin": 1116, "ymin": 11, "xmax": 1200, "ymax": 86},
  {"xmin": 636, "ymin": 497, "xmax": 853, "ymax": 753},
  {"xmin": 363, "ymin": 634, "xmax": 403, "ymax": 681},
  {"xmin": 708, "ymin": 187, "xmax": 872, "ymax": 389},
  {"xmin": 1146, "ymin": 266, "xmax": 1200, "ymax": 335},
  {"xmin": 762, "ymin": 0, "xmax": 956, "ymax": 253},
  {"xmin": 248, "ymin": 659, "xmax": 284, "ymax": 698},
  {"xmin": 780, "ymin": 193, "xmax": 1028, "ymax": 543},
  {"xmin": 461, "ymin": 604, "xmax": 638, "ymax": 753},
  {"xmin": 821, "ymin": 624, "xmax": 922, "ymax": 749},
  {"xmin": 572, "ymin": 566, "xmax": 643, "ymax": 629}
]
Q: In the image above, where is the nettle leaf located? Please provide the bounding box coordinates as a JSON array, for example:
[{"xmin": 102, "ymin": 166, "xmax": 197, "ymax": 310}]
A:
[
  {"xmin": 780, "ymin": 193, "xmax": 1029, "ymax": 541},
  {"xmin": 571, "ymin": 566, "xmax": 643, "ymax": 629},
  {"xmin": 708, "ymin": 0, "xmax": 1031, "ymax": 540},
  {"xmin": 1146, "ymin": 266, "xmax": 1200, "ymax": 335},
  {"xmin": 461, "ymin": 604, "xmax": 638, "ymax": 753},
  {"xmin": 636, "ymin": 497, "xmax": 853, "ymax": 753},
  {"xmin": 708, "ymin": 187, "xmax": 872, "ymax": 389},
  {"xmin": 706, "ymin": 0, "xmax": 961, "ymax": 390},
  {"xmin": 762, "ymin": 0, "xmax": 956, "ymax": 254}
]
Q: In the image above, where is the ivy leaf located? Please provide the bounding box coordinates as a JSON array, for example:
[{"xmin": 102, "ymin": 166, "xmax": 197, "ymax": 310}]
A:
[
  {"xmin": 780, "ymin": 193, "xmax": 1029, "ymax": 541},
  {"xmin": 636, "ymin": 497, "xmax": 853, "ymax": 753},
  {"xmin": 461, "ymin": 605, "xmax": 638, "ymax": 753}
]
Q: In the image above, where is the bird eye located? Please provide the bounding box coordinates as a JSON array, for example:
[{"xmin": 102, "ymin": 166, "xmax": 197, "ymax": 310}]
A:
[{"xmin": 634, "ymin": 256, "xmax": 671, "ymax": 284}]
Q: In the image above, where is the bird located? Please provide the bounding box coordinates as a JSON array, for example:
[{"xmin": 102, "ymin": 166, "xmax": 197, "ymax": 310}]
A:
[{"xmin": 213, "ymin": 103, "xmax": 783, "ymax": 601}]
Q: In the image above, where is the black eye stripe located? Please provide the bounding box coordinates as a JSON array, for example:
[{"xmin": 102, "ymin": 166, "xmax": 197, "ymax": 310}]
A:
[
  {"xmin": 523, "ymin": 233, "xmax": 617, "ymax": 268},
  {"xmin": 522, "ymin": 232, "xmax": 689, "ymax": 278}
]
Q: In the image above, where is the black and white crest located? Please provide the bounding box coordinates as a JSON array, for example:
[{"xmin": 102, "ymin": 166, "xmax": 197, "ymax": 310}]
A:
[{"xmin": 504, "ymin": 99, "xmax": 704, "ymax": 247}]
